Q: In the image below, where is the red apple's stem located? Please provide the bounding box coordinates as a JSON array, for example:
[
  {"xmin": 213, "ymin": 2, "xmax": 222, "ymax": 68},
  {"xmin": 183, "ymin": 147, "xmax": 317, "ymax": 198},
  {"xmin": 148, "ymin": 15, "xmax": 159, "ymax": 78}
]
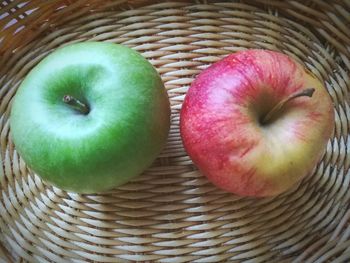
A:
[
  {"xmin": 63, "ymin": 95, "xmax": 89, "ymax": 115},
  {"xmin": 261, "ymin": 88, "xmax": 315, "ymax": 124}
]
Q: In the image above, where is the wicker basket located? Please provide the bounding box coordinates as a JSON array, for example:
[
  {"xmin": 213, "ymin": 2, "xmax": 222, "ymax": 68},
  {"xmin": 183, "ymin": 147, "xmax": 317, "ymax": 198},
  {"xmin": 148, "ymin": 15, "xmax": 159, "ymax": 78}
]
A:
[{"xmin": 1, "ymin": 0, "xmax": 350, "ymax": 262}]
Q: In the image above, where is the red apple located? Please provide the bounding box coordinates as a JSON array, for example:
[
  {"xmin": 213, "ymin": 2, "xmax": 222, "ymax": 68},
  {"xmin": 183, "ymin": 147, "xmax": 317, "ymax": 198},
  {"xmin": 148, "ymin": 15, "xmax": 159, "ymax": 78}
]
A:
[{"xmin": 180, "ymin": 49, "xmax": 334, "ymax": 197}]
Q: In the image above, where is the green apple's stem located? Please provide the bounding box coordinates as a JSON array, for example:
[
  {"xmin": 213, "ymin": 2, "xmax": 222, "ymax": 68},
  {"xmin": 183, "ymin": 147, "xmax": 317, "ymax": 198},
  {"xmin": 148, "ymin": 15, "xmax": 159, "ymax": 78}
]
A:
[
  {"xmin": 63, "ymin": 95, "xmax": 89, "ymax": 115},
  {"xmin": 261, "ymin": 88, "xmax": 315, "ymax": 125}
]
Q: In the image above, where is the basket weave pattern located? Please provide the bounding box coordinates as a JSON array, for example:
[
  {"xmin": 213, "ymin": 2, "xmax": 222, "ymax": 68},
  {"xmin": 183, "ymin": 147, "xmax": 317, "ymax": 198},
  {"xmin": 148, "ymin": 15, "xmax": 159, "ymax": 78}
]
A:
[{"xmin": 1, "ymin": 0, "xmax": 350, "ymax": 262}]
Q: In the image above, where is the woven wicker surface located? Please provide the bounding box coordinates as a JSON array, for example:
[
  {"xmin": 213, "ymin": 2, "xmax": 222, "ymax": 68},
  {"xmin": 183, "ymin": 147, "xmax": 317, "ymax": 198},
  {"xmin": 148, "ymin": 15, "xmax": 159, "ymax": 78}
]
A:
[{"xmin": 1, "ymin": 0, "xmax": 350, "ymax": 262}]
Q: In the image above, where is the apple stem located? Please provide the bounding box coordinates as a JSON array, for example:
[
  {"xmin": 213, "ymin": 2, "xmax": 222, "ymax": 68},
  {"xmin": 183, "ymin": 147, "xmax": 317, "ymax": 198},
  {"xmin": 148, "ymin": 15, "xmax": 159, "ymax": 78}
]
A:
[
  {"xmin": 63, "ymin": 95, "xmax": 89, "ymax": 115},
  {"xmin": 261, "ymin": 88, "xmax": 315, "ymax": 125}
]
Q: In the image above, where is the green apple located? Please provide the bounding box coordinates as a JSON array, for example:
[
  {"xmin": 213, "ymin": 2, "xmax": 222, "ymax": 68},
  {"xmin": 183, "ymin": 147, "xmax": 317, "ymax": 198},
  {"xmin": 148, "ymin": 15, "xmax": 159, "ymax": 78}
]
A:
[{"xmin": 10, "ymin": 42, "xmax": 170, "ymax": 193}]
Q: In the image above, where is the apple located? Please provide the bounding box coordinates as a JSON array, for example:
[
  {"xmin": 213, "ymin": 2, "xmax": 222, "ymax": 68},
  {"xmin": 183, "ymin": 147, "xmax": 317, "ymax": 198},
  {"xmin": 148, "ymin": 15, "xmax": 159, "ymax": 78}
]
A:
[
  {"xmin": 180, "ymin": 49, "xmax": 334, "ymax": 197},
  {"xmin": 10, "ymin": 41, "xmax": 170, "ymax": 193}
]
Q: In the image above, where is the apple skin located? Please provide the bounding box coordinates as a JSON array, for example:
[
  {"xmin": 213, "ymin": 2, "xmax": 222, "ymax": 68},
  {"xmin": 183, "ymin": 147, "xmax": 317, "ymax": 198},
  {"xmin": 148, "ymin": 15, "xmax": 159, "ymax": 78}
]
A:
[
  {"xmin": 180, "ymin": 49, "xmax": 334, "ymax": 197},
  {"xmin": 10, "ymin": 42, "xmax": 170, "ymax": 193}
]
